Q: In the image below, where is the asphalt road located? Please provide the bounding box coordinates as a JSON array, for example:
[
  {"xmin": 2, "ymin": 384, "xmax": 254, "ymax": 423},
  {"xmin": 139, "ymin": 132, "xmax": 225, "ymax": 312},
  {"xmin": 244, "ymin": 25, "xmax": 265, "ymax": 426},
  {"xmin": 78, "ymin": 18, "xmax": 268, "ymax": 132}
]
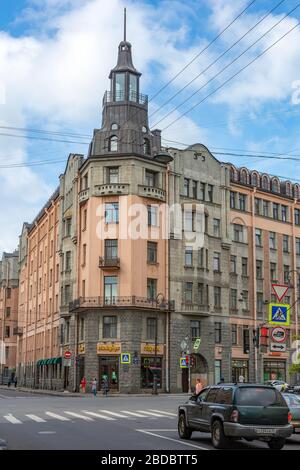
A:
[{"xmin": 0, "ymin": 388, "xmax": 300, "ymax": 451}]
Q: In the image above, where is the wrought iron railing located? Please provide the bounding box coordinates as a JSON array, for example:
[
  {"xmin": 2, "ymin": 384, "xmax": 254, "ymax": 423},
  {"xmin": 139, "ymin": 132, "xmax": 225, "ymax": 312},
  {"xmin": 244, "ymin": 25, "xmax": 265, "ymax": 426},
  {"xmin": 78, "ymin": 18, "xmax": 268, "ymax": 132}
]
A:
[
  {"xmin": 69, "ymin": 296, "xmax": 174, "ymax": 311},
  {"xmin": 103, "ymin": 90, "xmax": 148, "ymax": 105},
  {"xmin": 99, "ymin": 257, "xmax": 120, "ymax": 269}
]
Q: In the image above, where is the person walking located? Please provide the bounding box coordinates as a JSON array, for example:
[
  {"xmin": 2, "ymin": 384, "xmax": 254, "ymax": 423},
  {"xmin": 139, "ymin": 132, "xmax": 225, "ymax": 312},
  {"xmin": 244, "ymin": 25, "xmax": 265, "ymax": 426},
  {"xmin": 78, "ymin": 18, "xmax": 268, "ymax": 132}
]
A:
[
  {"xmin": 80, "ymin": 376, "xmax": 87, "ymax": 393},
  {"xmin": 195, "ymin": 378, "xmax": 203, "ymax": 394},
  {"xmin": 102, "ymin": 376, "xmax": 109, "ymax": 397},
  {"xmin": 91, "ymin": 378, "xmax": 97, "ymax": 397},
  {"xmin": 14, "ymin": 376, "xmax": 17, "ymax": 388}
]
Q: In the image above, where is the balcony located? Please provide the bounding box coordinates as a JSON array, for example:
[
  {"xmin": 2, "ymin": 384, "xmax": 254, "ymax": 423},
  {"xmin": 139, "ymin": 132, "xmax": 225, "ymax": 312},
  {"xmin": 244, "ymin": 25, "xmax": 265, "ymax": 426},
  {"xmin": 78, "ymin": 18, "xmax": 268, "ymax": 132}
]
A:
[
  {"xmin": 138, "ymin": 185, "xmax": 166, "ymax": 201},
  {"xmin": 94, "ymin": 183, "xmax": 129, "ymax": 197},
  {"xmin": 69, "ymin": 296, "xmax": 174, "ymax": 312},
  {"xmin": 99, "ymin": 256, "xmax": 120, "ymax": 270},
  {"xmin": 13, "ymin": 327, "xmax": 23, "ymax": 336},
  {"xmin": 79, "ymin": 189, "xmax": 90, "ymax": 204},
  {"xmin": 181, "ymin": 303, "xmax": 210, "ymax": 316},
  {"xmin": 103, "ymin": 90, "xmax": 148, "ymax": 106}
]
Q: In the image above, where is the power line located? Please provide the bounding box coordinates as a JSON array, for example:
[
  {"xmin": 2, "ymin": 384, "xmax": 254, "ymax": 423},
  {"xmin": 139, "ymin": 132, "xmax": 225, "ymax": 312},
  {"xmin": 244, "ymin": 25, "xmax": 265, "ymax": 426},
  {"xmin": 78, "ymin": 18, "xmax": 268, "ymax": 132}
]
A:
[
  {"xmin": 153, "ymin": 3, "xmax": 300, "ymax": 129},
  {"xmin": 149, "ymin": 0, "xmax": 285, "ymax": 121},
  {"xmin": 160, "ymin": 20, "xmax": 300, "ymax": 132},
  {"xmin": 0, "ymin": 125, "xmax": 90, "ymax": 139},
  {"xmin": 0, "ymin": 132, "xmax": 89, "ymax": 146}
]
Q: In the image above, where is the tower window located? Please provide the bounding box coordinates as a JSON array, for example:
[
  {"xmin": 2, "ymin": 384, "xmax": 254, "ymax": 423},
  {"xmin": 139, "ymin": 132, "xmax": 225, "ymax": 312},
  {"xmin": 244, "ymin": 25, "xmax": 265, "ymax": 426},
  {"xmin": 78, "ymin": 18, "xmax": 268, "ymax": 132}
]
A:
[
  {"xmin": 129, "ymin": 74, "xmax": 138, "ymax": 101},
  {"xmin": 111, "ymin": 123, "xmax": 118, "ymax": 130},
  {"xmin": 143, "ymin": 138, "xmax": 150, "ymax": 155},
  {"xmin": 109, "ymin": 135, "xmax": 118, "ymax": 152},
  {"xmin": 115, "ymin": 73, "xmax": 125, "ymax": 101}
]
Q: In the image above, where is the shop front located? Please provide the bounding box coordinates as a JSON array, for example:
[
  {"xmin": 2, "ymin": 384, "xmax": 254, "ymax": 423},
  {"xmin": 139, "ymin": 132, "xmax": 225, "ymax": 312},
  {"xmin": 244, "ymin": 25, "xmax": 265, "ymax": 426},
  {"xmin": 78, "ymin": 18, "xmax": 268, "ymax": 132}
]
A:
[
  {"xmin": 141, "ymin": 343, "xmax": 164, "ymax": 390},
  {"xmin": 232, "ymin": 359, "xmax": 249, "ymax": 382},
  {"xmin": 263, "ymin": 359, "xmax": 287, "ymax": 381},
  {"xmin": 97, "ymin": 342, "xmax": 121, "ymax": 391}
]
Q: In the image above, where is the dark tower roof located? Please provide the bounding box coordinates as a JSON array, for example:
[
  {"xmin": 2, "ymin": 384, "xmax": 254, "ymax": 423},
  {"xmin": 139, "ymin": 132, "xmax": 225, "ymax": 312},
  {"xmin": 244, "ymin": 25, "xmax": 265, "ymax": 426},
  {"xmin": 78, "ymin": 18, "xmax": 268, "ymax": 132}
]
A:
[{"xmin": 109, "ymin": 41, "xmax": 141, "ymax": 77}]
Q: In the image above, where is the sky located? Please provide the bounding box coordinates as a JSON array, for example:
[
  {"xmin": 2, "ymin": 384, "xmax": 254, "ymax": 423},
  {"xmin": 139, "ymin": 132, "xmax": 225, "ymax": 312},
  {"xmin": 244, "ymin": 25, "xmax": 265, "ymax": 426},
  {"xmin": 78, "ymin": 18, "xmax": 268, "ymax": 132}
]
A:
[{"xmin": 1, "ymin": 0, "xmax": 300, "ymax": 253}]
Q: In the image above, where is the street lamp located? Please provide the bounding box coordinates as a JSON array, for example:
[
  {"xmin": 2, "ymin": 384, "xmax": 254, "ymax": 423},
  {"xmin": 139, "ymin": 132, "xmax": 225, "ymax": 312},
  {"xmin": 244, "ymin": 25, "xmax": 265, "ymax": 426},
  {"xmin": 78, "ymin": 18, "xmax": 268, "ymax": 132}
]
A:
[{"xmin": 152, "ymin": 293, "xmax": 165, "ymax": 395}]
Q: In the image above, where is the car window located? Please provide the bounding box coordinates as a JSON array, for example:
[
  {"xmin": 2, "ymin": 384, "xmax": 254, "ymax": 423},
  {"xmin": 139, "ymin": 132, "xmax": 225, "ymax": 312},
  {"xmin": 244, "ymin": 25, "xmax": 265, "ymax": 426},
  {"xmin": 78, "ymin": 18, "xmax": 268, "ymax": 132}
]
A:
[
  {"xmin": 284, "ymin": 395, "xmax": 300, "ymax": 407},
  {"xmin": 235, "ymin": 387, "xmax": 286, "ymax": 406},
  {"xmin": 206, "ymin": 388, "xmax": 219, "ymax": 403},
  {"xmin": 216, "ymin": 387, "xmax": 233, "ymax": 405},
  {"xmin": 197, "ymin": 388, "xmax": 210, "ymax": 403}
]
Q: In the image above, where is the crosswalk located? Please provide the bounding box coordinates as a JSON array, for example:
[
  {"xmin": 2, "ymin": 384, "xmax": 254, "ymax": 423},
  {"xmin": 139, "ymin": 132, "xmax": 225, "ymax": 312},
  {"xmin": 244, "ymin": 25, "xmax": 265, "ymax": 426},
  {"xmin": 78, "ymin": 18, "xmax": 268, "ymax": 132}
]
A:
[{"xmin": 0, "ymin": 409, "xmax": 177, "ymax": 425}]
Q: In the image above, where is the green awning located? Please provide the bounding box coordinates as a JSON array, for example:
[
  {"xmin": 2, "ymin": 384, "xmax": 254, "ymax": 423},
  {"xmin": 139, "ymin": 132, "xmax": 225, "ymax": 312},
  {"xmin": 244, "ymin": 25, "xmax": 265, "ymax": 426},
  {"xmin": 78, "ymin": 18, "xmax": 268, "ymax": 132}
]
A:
[
  {"xmin": 36, "ymin": 359, "xmax": 42, "ymax": 366},
  {"xmin": 53, "ymin": 357, "xmax": 62, "ymax": 365}
]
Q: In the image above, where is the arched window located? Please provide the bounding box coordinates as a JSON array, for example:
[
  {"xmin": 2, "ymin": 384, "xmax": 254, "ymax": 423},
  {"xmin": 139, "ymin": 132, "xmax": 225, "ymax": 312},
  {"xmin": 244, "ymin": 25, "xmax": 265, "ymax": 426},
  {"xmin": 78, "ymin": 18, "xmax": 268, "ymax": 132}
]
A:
[
  {"xmin": 230, "ymin": 167, "xmax": 236, "ymax": 182},
  {"xmin": 262, "ymin": 175, "xmax": 269, "ymax": 190},
  {"xmin": 111, "ymin": 123, "xmax": 118, "ymax": 130},
  {"xmin": 109, "ymin": 135, "xmax": 118, "ymax": 152},
  {"xmin": 294, "ymin": 184, "xmax": 300, "ymax": 200},
  {"xmin": 251, "ymin": 172, "xmax": 259, "ymax": 187},
  {"xmin": 272, "ymin": 178, "xmax": 279, "ymax": 193},
  {"xmin": 286, "ymin": 182, "xmax": 292, "ymax": 197},
  {"xmin": 240, "ymin": 169, "xmax": 248, "ymax": 185},
  {"xmin": 143, "ymin": 138, "xmax": 150, "ymax": 155}
]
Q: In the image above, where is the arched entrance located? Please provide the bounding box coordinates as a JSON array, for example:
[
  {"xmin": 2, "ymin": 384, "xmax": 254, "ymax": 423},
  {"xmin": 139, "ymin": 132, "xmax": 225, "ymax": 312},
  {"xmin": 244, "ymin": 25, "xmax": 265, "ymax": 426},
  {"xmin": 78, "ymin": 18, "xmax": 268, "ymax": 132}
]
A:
[{"xmin": 181, "ymin": 354, "xmax": 209, "ymax": 393}]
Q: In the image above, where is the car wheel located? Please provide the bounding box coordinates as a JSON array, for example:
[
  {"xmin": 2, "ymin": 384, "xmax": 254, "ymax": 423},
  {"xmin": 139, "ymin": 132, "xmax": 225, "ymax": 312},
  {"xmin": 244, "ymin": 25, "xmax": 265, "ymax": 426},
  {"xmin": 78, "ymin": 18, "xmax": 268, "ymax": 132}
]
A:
[
  {"xmin": 267, "ymin": 438, "xmax": 286, "ymax": 450},
  {"xmin": 178, "ymin": 414, "xmax": 192, "ymax": 440},
  {"xmin": 211, "ymin": 420, "xmax": 230, "ymax": 449}
]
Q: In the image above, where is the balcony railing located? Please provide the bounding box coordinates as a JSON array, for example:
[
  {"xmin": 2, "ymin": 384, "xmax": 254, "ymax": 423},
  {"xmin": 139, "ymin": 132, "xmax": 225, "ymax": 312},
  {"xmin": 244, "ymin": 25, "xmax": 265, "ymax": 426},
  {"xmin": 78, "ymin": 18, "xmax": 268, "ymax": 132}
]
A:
[
  {"xmin": 13, "ymin": 327, "xmax": 23, "ymax": 336},
  {"xmin": 181, "ymin": 303, "xmax": 210, "ymax": 315},
  {"xmin": 103, "ymin": 90, "xmax": 148, "ymax": 106},
  {"xmin": 69, "ymin": 296, "xmax": 174, "ymax": 312},
  {"xmin": 99, "ymin": 257, "xmax": 120, "ymax": 270}
]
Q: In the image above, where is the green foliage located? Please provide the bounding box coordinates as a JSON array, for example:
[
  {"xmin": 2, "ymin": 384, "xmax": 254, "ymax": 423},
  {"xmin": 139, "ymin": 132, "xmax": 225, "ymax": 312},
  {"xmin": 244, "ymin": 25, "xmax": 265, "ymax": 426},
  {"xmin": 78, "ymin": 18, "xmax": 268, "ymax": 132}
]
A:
[{"xmin": 289, "ymin": 363, "xmax": 300, "ymax": 374}]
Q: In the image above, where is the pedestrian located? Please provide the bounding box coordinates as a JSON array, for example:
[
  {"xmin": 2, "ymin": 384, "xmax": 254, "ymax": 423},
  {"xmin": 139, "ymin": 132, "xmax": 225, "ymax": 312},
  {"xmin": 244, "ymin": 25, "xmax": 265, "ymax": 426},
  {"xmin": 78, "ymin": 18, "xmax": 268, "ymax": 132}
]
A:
[
  {"xmin": 14, "ymin": 376, "xmax": 17, "ymax": 388},
  {"xmin": 91, "ymin": 378, "xmax": 97, "ymax": 397},
  {"xmin": 195, "ymin": 378, "xmax": 203, "ymax": 394},
  {"xmin": 102, "ymin": 376, "xmax": 109, "ymax": 397},
  {"xmin": 80, "ymin": 376, "xmax": 87, "ymax": 393},
  {"xmin": 238, "ymin": 374, "xmax": 245, "ymax": 383}
]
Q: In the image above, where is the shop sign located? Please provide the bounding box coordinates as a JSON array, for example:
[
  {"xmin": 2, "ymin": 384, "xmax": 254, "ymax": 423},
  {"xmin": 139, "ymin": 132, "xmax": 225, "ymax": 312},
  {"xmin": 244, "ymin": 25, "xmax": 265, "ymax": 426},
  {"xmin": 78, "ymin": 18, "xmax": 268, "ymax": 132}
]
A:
[
  {"xmin": 141, "ymin": 343, "xmax": 164, "ymax": 355},
  {"xmin": 78, "ymin": 343, "xmax": 85, "ymax": 355},
  {"xmin": 97, "ymin": 342, "xmax": 121, "ymax": 355}
]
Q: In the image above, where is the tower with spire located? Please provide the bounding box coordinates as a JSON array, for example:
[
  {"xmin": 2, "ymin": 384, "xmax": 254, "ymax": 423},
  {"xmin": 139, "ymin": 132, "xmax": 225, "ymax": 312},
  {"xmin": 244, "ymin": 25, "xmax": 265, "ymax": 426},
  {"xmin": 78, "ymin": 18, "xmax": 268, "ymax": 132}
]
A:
[{"xmin": 89, "ymin": 8, "xmax": 162, "ymax": 158}]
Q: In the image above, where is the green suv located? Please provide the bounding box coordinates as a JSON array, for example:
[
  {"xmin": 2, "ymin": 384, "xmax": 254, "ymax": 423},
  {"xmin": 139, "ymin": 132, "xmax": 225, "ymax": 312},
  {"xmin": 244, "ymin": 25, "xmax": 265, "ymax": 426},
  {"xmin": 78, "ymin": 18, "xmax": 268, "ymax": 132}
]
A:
[{"xmin": 178, "ymin": 383, "xmax": 293, "ymax": 449}]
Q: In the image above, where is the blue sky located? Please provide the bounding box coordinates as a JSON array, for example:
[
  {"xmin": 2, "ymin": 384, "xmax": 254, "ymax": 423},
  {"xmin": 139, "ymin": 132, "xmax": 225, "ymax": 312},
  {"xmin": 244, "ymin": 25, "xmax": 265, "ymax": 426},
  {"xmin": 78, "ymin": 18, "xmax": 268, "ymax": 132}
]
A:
[{"xmin": 1, "ymin": 0, "xmax": 300, "ymax": 252}]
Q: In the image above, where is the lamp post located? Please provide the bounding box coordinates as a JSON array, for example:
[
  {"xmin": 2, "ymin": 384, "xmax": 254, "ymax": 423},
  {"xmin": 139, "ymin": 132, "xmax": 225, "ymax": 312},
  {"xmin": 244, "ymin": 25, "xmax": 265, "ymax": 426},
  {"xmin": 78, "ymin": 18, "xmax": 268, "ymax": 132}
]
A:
[{"xmin": 152, "ymin": 293, "xmax": 165, "ymax": 395}]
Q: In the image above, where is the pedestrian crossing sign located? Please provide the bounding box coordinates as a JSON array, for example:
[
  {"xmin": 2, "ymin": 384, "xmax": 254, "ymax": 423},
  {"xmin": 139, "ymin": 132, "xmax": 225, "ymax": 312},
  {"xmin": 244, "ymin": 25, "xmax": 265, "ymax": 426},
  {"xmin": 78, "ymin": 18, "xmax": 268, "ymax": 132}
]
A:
[
  {"xmin": 269, "ymin": 303, "xmax": 290, "ymax": 326},
  {"xmin": 121, "ymin": 353, "xmax": 131, "ymax": 364},
  {"xmin": 180, "ymin": 357, "xmax": 188, "ymax": 368}
]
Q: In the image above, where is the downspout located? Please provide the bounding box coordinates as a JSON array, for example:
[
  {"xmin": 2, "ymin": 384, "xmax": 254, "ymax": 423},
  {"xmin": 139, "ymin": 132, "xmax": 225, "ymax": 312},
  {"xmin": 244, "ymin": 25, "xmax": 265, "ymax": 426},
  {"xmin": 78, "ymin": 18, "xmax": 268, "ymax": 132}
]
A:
[{"xmin": 165, "ymin": 165, "xmax": 170, "ymax": 393}]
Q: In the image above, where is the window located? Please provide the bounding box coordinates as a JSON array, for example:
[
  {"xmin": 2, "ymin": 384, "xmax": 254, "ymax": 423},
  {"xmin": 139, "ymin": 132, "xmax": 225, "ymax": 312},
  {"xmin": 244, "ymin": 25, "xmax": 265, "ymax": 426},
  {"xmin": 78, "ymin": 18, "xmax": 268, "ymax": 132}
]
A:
[
  {"xmin": 295, "ymin": 209, "xmax": 300, "ymax": 225},
  {"xmin": 147, "ymin": 205, "xmax": 158, "ymax": 226},
  {"xmin": 65, "ymin": 285, "xmax": 71, "ymax": 304},
  {"xmin": 200, "ymin": 183, "xmax": 206, "ymax": 201},
  {"xmin": 230, "ymin": 191, "xmax": 235, "ymax": 209},
  {"xmin": 233, "ymin": 224, "xmax": 243, "ymax": 242},
  {"xmin": 296, "ymin": 238, "xmax": 300, "ymax": 255},
  {"xmin": 269, "ymin": 232, "xmax": 276, "ymax": 250},
  {"xmin": 65, "ymin": 321, "xmax": 70, "ymax": 343},
  {"xmin": 184, "ymin": 178, "xmax": 190, "ymax": 197},
  {"xmin": 263, "ymin": 200, "xmax": 269, "ymax": 217},
  {"xmin": 231, "ymin": 324, "xmax": 238, "ymax": 345},
  {"xmin": 108, "ymin": 167, "xmax": 119, "ymax": 183},
  {"xmin": 255, "ymin": 229, "xmax": 262, "ymax": 246},
  {"xmin": 5, "ymin": 326, "xmax": 10, "ymax": 338},
  {"xmin": 192, "ymin": 180, "xmax": 197, "ymax": 199},
  {"xmin": 5, "ymin": 307, "xmax": 10, "ymax": 318},
  {"xmin": 213, "ymin": 252, "xmax": 221, "ymax": 272},
  {"xmin": 242, "ymin": 257, "xmax": 248, "ymax": 276},
  {"xmin": 82, "ymin": 244, "xmax": 87, "ymax": 266},
  {"xmin": 65, "ymin": 251, "xmax": 71, "ymax": 271},
  {"xmin": 65, "ymin": 218, "xmax": 72, "ymax": 237},
  {"xmin": 79, "ymin": 318, "xmax": 85, "ymax": 341},
  {"xmin": 272, "ymin": 179, "xmax": 279, "ymax": 193},
  {"xmin": 105, "ymin": 203, "xmax": 119, "ymax": 223},
  {"xmin": 207, "ymin": 184, "xmax": 213, "ymax": 202},
  {"xmin": 6, "ymin": 288, "xmax": 11, "ymax": 299},
  {"xmin": 184, "ymin": 282, "xmax": 193, "ymax": 303},
  {"xmin": 145, "ymin": 170, "xmax": 156, "ymax": 187},
  {"xmin": 129, "ymin": 73, "xmax": 138, "ymax": 101},
  {"xmin": 251, "ymin": 173, "xmax": 258, "ymax": 186},
  {"xmin": 147, "ymin": 278, "xmax": 157, "ymax": 301},
  {"xmin": 256, "ymin": 260, "xmax": 263, "ymax": 278},
  {"xmin": 230, "ymin": 255, "xmax": 237, "ymax": 274},
  {"xmin": 190, "ymin": 320, "xmax": 201, "ymax": 340},
  {"xmin": 262, "ymin": 176, "xmax": 269, "ymax": 190},
  {"xmin": 254, "ymin": 198, "xmax": 260, "ymax": 215},
  {"xmin": 104, "ymin": 276, "xmax": 118, "ymax": 304},
  {"xmin": 243, "ymin": 327, "xmax": 250, "ymax": 354},
  {"xmin": 147, "ymin": 242, "xmax": 157, "ymax": 263},
  {"xmin": 284, "ymin": 265, "xmax": 290, "ymax": 284},
  {"xmin": 214, "ymin": 287, "xmax": 221, "ymax": 307},
  {"xmin": 105, "ymin": 239, "xmax": 118, "ymax": 259},
  {"xmin": 283, "ymin": 234, "xmax": 289, "ymax": 253},
  {"xmin": 109, "ymin": 135, "xmax": 118, "ymax": 152},
  {"xmin": 143, "ymin": 138, "xmax": 150, "ymax": 155},
  {"xmin": 215, "ymin": 360, "xmax": 222, "ymax": 384},
  {"xmin": 242, "ymin": 290, "xmax": 249, "ymax": 310},
  {"xmin": 82, "ymin": 209, "xmax": 87, "ymax": 230},
  {"xmin": 103, "ymin": 316, "xmax": 117, "ymax": 338},
  {"xmin": 213, "ymin": 218, "xmax": 220, "ymax": 237},
  {"xmin": 115, "ymin": 73, "xmax": 125, "ymax": 100},
  {"xmin": 184, "ymin": 211, "xmax": 195, "ymax": 232},
  {"xmin": 257, "ymin": 293, "xmax": 263, "ymax": 313},
  {"xmin": 185, "ymin": 246, "xmax": 193, "ymax": 266},
  {"xmin": 197, "ymin": 283, "xmax": 204, "ymax": 305},
  {"xmin": 270, "ymin": 263, "xmax": 277, "ymax": 281},
  {"xmin": 111, "ymin": 123, "xmax": 118, "ymax": 130},
  {"xmin": 147, "ymin": 317, "xmax": 157, "ymax": 340},
  {"xmin": 230, "ymin": 289, "xmax": 237, "ymax": 310},
  {"xmin": 273, "ymin": 203, "xmax": 279, "ymax": 220},
  {"xmin": 215, "ymin": 322, "xmax": 222, "ymax": 343},
  {"xmin": 82, "ymin": 280, "xmax": 85, "ymax": 298},
  {"xmin": 281, "ymin": 205, "xmax": 288, "ymax": 222},
  {"xmin": 239, "ymin": 194, "xmax": 247, "ymax": 211}
]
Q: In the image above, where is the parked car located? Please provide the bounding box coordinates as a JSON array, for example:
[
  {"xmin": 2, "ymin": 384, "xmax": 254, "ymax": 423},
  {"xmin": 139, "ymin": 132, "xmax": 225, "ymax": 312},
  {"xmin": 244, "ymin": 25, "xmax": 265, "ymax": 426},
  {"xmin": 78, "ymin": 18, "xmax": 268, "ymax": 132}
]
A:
[
  {"xmin": 266, "ymin": 380, "xmax": 290, "ymax": 391},
  {"xmin": 178, "ymin": 383, "xmax": 293, "ymax": 449},
  {"xmin": 282, "ymin": 392, "xmax": 300, "ymax": 433}
]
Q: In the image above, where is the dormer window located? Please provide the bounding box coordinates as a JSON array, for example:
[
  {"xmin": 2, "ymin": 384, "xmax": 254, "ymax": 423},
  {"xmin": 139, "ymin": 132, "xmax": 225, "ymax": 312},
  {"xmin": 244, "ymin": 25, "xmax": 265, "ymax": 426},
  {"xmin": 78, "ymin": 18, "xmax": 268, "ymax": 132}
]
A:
[
  {"xmin": 144, "ymin": 138, "xmax": 150, "ymax": 155},
  {"xmin": 109, "ymin": 135, "xmax": 118, "ymax": 152},
  {"xmin": 111, "ymin": 123, "xmax": 118, "ymax": 130}
]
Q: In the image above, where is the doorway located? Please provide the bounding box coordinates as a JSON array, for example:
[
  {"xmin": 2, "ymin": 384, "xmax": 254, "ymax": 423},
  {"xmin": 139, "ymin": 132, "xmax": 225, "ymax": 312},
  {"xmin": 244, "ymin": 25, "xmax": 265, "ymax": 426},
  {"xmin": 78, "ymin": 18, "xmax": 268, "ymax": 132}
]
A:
[
  {"xmin": 99, "ymin": 356, "xmax": 119, "ymax": 391},
  {"xmin": 182, "ymin": 368, "xmax": 188, "ymax": 393}
]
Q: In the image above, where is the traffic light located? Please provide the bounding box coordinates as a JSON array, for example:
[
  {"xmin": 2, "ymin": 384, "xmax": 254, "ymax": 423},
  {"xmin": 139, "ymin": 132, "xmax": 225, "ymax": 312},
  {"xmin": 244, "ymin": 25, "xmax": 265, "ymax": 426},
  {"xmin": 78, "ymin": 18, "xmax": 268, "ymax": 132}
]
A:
[{"xmin": 190, "ymin": 355, "xmax": 196, "ymax": 368}]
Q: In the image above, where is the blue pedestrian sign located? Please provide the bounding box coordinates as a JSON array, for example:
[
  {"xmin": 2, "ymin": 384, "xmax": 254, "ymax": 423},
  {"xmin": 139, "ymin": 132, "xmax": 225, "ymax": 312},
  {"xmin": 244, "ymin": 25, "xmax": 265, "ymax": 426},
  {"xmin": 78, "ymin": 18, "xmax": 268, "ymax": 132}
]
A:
[
  {"xmin": 269, "ymin": 303, "xmax": 290, "ymax": 326},
  {"xmin": 180, "ymin": 357, "xmax": 188, "ymax": 368},
  {"xmin": 121, "ymin": 353, "xmax": 131, "ymax": 364}
]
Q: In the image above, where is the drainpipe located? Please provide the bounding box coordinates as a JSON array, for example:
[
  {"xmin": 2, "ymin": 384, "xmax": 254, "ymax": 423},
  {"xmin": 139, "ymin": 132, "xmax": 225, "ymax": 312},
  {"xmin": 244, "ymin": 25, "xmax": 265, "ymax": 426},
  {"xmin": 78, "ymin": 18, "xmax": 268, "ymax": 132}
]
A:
[{"xmin": 165, "ymin": 165, "xmax": 170, "ymax": 393}]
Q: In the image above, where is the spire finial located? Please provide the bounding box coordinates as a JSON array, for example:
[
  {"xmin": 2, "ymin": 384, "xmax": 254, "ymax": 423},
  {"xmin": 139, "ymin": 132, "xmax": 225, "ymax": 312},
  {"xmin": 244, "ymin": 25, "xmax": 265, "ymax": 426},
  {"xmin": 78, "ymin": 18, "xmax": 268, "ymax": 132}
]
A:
[{"xmin": 124, "ymin": 7, "xmax": 127, "ymax": 42}]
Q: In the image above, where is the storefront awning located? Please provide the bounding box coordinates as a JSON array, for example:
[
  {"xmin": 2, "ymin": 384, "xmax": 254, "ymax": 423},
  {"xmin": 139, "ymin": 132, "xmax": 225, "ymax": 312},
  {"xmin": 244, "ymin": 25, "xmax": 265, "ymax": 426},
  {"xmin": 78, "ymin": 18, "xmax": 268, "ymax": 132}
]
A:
[{"xmin": 37, "ymin": 357, "xmax": 62, "ymax": 366}]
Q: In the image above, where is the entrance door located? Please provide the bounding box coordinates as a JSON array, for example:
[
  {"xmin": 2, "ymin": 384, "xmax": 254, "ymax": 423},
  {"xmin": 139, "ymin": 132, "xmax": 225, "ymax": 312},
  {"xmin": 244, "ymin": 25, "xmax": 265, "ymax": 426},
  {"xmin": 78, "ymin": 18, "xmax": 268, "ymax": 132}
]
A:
[
  {"xmin": 99, "ymin": 356, "xmax": 119, "ymax": 391},
  {"xmin": 64, "ymin": 366, "xmax": 70, "ymax": 389}
]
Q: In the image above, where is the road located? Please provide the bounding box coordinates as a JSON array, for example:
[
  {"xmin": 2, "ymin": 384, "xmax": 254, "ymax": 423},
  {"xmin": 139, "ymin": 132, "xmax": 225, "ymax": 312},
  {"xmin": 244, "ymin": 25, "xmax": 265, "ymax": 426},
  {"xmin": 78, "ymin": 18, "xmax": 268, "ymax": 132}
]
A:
[{"xmin": 0, "ymin": 388, "xmax": 300, "ymax": 450}]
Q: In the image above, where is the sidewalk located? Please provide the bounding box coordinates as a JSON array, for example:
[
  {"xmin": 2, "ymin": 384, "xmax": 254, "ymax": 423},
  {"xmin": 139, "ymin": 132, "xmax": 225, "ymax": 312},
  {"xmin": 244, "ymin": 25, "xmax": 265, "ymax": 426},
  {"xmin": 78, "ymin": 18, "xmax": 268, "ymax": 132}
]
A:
[{"xmin": 0, "ymin": 385, "xmax": 188, "ymax": 398}]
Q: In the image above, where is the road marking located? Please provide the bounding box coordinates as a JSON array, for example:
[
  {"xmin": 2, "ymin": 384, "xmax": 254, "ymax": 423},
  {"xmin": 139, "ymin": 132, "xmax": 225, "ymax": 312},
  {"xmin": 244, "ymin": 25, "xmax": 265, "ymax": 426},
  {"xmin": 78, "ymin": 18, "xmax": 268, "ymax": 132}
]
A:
[
  {"xmin": 3, "ymin": 414, "xmax": 22, "ymax": 424},
  {"xmin": 45, "ymin": 412, "xmax": 70, "ymax": 421},
  {"xmin": 136, "ymin": 410, "xmax": 171, "ymax": 418},
  {"xmin": 98, "ymin": 410, "xmax": 130, "ymax": 418},
  {"xmin": 64, "ymin": 411, "xmax": 94, "ymax": 421},
  {"xmin": 26, "ymin": 414, "xmax": 46, "ymax": 423},
  {"xmin": 136, "ymin": 430, "xmax": 209, "ymax": 450},
  {"xmin": 121, "ymin": 411, "xmax": 151, "ymax": 418},
  {"xmin": 38, "ymin": 431, "xmax": 56, "ymax": 434},
  {"xmin": 148, "ymin": 410, "xmax": 177, "ymax": 417},
  {"xmin": 81, "ymin": 411, "xmax": 116, "ymax": 421}
]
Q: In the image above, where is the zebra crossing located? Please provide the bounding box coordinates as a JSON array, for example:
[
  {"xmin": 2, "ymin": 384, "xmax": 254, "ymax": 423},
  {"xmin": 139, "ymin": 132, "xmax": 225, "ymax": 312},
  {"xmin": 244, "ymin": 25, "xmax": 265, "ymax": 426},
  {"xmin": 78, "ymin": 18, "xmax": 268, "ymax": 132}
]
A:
[{"xmin": 0, "ymin": 409, "xmax": 177, "ymax": 425}]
